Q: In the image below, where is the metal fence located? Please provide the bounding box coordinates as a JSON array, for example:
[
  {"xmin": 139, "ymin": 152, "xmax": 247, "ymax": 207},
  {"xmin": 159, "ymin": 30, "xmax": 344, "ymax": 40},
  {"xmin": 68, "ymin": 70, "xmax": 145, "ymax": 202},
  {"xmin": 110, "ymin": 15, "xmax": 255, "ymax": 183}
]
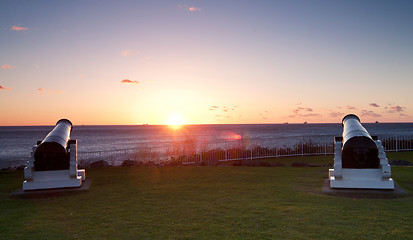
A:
[{"xmin": 77, "ymin": 134, "xmax": 413, "ymax": 166}]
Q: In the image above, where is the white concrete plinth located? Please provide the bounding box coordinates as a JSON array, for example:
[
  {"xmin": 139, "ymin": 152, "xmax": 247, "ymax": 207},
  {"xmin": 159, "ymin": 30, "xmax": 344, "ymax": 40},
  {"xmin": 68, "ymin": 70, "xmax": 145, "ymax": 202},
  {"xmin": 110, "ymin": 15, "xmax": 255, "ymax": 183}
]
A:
[
  {"xmin": 77, "ymin": 169, "xmax": 86, "ymax": 181},
  {"xmin": 23, "ymin": 170, "xmax": 82, "ymax": 191},
  {"xmin": 329, "ymin": 169, "xmax": 394, "ymax": 189}
]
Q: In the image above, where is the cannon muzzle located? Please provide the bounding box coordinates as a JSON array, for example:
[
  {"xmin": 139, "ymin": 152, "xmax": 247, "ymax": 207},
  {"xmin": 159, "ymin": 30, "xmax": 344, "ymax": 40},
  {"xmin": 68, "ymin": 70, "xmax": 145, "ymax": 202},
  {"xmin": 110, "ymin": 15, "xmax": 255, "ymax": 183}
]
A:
[
  {"xmin": 34, "ymin": 119, "xmax": 73, "ymax": 171},
  {"xmin": 341, "ymin": 114, "xmax": 379, "ymax": 168}
]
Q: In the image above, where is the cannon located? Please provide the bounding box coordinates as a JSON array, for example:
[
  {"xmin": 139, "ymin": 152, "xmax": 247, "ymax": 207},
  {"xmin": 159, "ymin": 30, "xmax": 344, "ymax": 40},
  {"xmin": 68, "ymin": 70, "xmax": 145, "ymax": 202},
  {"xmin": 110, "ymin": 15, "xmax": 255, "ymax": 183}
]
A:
[
  {"xmin": 329, "ymin": 114, "xmax": 394, "ymax": 189},
  {"xmin": 341, "ymin": 114, "xmax": 379, "ymax": 169},
  {"xmin": 23, "ymin": 119, "xmax": 85, "ymax": 191},
  {"xmin": 34, "ymin": 119, "xmax": 73, "ymax": 171}
]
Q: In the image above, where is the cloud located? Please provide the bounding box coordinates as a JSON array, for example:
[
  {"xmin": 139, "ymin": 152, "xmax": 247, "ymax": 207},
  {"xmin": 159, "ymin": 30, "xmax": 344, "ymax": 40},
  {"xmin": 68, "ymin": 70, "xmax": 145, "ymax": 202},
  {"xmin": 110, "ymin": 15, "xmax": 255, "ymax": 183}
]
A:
[
  {"xmin": 293, "ymin": 107, "xmax": 313, "ymax": 113},
  {"xmin": 121, "ymin": 50, "xmax": 140, "ymax": 56},
  {"xmin": 346, "ymin": 105, "xmax": 356, "ymax": 110},
  {"xmin": 369, "ymin": 103, "xmax": 380, "ymax": 108},
  {"xmin": 289, "ymin": 113, "xmax": 322, "ymax": 118},
  {"xmin": 329, "ymin": 112, "xmax": 344, "ymax": 118},
  {"xmin": 121, "ymin": 79, "xmax": 140, "ymax": 84},
  {"xmin": 209, "ymin": 105, "xmax": 239, "ymax": 112},
  {"xmin": 361, "ymin": 110, "xmax": 382, "ymax": 118},
  {"xmin": 386, "ymin": 105, "xmax": 404, "ymax": 113},
  {"xmin": 37, "ymin": 88, "xmax": 62, "ymax": 95},
  {"xmin": 179, "ymin": 5, "xmax": 201, "ymax": 12},
  {"xmin": 2, "ymin": 64, "xmax": 13, "ymax": 69},
  {"xmin": 37, "ymin": 88, "xmax": 44, "ymax": 95},
  {"xmin": 188, "ymin": 6, "xmax": 201, "ymax": 12},
  {"xmin": 11, "ymin": 25, "xmax": 28, "ymax": 31},
  {"xmin": 0, "ymin": 85, "xmax": 11, "ymax": 91},
  {"xmin": 35, "ymin": 65, "xmax": 40, "ymax": 69}
]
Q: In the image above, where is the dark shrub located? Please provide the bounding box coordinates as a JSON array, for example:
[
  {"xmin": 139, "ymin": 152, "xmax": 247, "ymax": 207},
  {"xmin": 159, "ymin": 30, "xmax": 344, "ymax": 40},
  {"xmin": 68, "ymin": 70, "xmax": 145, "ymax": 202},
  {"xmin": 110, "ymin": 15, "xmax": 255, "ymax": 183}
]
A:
[
  {"xmin": 271, "ymin": 162, "xmax": 286, "ymax": 167},
  {"xmin": 241, "ymin": 160, "xmax": 262, "ymax": 167},
  {"xmin": 390, "ymin": 159, "xmax": 413, "ymax": 166},
  {"xmin": 121, "ymin": 160, "xmax": 141, "ymax": 167},
  {"xmin": 291, "ymin": 162, "xmax": 310, "ymax": 167},
  {"xmin": 90, "ymin": 160, "xmax": 109, "ymax": 168}
]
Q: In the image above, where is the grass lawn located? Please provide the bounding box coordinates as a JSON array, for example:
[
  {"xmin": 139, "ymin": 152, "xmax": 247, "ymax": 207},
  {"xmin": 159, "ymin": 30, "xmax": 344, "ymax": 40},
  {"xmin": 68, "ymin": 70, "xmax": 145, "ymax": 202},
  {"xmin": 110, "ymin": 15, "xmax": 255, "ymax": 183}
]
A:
[{"xmin": 1, "ymin": 154, "xmax": 413, "ymax": 239}]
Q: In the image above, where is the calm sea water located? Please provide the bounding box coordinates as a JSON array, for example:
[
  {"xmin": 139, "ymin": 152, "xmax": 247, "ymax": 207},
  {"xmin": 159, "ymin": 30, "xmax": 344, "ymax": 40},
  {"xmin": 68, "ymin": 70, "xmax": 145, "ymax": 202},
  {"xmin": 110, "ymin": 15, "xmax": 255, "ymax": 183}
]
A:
[{"xmin": 1, "ymin": 123, "xmax": 413, "ymax": 164}]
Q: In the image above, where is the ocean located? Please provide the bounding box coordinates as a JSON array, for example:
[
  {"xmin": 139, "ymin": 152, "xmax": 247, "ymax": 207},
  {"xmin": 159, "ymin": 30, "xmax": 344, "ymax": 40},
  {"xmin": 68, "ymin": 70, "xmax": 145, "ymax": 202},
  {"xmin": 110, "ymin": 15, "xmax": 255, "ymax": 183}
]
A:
[{"xmin": 1, "ymin": 123, "xmax": 413, "ymax": 166}]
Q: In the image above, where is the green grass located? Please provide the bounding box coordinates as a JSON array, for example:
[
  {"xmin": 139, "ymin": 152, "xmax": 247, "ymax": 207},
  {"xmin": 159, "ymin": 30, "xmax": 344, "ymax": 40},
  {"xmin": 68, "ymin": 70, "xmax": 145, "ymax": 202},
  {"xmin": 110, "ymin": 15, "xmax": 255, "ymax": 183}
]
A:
[
  {"xmin": 259, "ymin": 151, "xmax": 413, "ymax": 166},
  {"xmin": 1, "ymin": 155, "xmax": 413, "ymax": 239}
]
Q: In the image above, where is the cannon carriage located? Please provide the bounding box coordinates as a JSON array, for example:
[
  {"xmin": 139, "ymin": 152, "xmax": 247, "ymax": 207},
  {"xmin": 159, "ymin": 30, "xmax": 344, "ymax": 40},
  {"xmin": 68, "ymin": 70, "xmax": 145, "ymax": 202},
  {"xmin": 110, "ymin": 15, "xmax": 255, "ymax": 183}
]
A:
[
  {"xmin": 23, "ymin": 119, "xmax": 85, "ymax": 191},
  {"xmin": 329, "ymin": 114, "xmax": 394, "ymax": 189}
]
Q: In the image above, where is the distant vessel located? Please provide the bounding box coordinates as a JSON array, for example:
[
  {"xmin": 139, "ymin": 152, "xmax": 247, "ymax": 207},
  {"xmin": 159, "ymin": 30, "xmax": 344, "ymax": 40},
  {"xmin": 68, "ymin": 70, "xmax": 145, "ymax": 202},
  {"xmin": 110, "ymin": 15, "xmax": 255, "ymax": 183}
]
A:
[
  {"xmin": 304, "ymin": 121, "xmax": 307, "ymax": 124},
  {"xmin": 375, "ymin": 121, "xmax": 380, "ymax": 124},
  {"xmin": 284, "ymin": 122, "xmax": 288, "ymax": 125},
  {"xmin": 142, "ymin": 123, "xmax": 149, "ymax": 126}
]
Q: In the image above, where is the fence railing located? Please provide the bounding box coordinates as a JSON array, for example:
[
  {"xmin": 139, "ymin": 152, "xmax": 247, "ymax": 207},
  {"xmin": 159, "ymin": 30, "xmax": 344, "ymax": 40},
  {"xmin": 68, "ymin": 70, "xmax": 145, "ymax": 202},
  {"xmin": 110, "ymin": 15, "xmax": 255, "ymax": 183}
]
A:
[
  {"xmin": 3, "ymin": 134, "xmax": 412, "ymax": 169},
  {"xmin": 76, "ymin": 134, "xmax": 413, "ymax": 166}
]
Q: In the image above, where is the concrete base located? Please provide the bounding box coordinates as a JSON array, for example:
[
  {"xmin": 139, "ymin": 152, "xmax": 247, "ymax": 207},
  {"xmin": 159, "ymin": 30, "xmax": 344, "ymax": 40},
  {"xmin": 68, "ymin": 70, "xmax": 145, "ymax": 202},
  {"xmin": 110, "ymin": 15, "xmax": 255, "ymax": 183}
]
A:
[
  {"xmin": 23, "ymin": 169, "xmax": 85, "ymax": 191},
  {"xmin": 322, "ymin": 179, "xmax": 407, "ymax": 198},
  {"xmin": 11, "ymin": 179, "xmax": 92, "ymax": 198},
  {"xmin": 329, "ymin": 168, "xmax": 394, "ymax": 189}
]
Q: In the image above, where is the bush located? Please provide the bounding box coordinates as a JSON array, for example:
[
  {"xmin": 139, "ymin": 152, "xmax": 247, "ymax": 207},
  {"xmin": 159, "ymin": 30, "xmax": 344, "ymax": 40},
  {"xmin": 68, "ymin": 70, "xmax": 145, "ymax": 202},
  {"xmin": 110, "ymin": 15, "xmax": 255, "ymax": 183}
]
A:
[
  {"xmin": 291, "ymin": 162, "xmax": 310, "ymax": 167},
  {"xmin": 121, "ymin": 160, "xmax": 141, "ymax": 167},
  {"xmin": 90, "ymin": 160, "xmax": 109, "ymax": 168}
]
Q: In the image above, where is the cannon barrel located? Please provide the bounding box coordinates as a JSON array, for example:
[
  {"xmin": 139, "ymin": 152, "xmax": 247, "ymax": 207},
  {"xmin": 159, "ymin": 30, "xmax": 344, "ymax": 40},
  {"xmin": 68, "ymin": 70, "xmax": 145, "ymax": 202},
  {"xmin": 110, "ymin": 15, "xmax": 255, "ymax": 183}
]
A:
[
  {"xmin": 341, "ymin": 114, "xmax": 379, "ymax": 168},
  {"xmin": 34, "ymin": 119, "xmax": 73, "ymax": 171}
]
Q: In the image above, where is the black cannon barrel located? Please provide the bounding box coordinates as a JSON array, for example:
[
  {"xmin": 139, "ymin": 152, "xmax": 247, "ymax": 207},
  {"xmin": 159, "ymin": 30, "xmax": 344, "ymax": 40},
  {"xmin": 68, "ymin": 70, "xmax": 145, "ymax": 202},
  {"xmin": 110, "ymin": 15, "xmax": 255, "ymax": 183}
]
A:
[
  {"xmin": 34, "ymin": 119, "xmax": 73, "ymax": 171},
  {"xmin": 341, "ymin": 114, "xmax": 379, "ymax": 168}
]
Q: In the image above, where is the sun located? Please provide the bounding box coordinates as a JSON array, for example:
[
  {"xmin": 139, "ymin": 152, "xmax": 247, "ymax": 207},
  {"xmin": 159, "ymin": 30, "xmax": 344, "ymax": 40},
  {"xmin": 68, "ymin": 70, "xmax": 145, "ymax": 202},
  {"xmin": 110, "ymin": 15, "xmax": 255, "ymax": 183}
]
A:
[{"xmin": 166, "ymin": 114, "xmax": 186, "ymax": 129}]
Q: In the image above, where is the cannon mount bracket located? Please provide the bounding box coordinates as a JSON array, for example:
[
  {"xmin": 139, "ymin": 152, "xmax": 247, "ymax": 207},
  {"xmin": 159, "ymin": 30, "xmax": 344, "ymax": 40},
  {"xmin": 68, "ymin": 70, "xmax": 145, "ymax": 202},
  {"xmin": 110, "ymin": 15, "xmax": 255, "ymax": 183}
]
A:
[
  {"xmin": 329, "ymin": 138, "xmax": 394, "ymax": 189},
  {"xmin": 23, "ymin": 139, "xmax": 86, "ymax": 191}
]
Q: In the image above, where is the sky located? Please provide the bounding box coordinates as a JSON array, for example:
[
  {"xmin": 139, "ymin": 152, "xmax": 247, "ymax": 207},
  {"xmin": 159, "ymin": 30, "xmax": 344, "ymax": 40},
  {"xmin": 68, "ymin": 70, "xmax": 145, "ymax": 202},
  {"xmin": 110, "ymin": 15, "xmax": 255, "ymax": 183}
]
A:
[{"xmin": 1, "ymin": 0, "xmax": 413, "ymax": 126}]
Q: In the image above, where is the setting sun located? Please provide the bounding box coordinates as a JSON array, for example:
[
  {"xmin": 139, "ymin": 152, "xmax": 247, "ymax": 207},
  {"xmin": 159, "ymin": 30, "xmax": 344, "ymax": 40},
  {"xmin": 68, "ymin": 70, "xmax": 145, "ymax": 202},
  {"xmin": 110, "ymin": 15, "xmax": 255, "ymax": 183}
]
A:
[{"xmin": 166, "ymin": 114, "xmax": 186, "ymax": 129}]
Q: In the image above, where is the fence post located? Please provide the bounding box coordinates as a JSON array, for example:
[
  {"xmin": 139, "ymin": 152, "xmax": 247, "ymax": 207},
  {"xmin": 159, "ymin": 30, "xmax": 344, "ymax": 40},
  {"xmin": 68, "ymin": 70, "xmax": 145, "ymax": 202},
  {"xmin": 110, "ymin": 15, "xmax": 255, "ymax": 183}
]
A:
[
  {"xmin": 150, "ymin": 148, "xmax": 152, "ymax": 162},
  {"xmin": 396, "ymin": 135, "xmax": 398, "ymax": 152},
  {"xmin": 301, "ymin": 142, "xmax": 304, "ymax": 156},
  {"xmin": 250, "ymin": 145, "xmax": 253, "ymax": 160}
]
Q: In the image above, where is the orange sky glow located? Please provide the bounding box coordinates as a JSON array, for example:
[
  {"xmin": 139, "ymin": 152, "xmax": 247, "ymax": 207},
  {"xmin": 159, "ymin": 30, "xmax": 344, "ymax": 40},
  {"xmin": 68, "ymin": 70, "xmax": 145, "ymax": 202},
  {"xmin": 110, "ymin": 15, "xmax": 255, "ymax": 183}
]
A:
[{"xmin": 1, "ymin": 1, "xmax": 412, "ymax": 126}]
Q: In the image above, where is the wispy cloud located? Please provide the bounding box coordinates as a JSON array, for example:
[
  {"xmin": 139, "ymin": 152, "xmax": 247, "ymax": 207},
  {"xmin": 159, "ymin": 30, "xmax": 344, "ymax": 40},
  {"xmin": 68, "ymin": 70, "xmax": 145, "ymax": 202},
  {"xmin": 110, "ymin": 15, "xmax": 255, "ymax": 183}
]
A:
[
  {"xmin": 11, "ymin": 25, "xmax": 28, "ymax": 31},
  {"xmin": 121, "ymin": 79, "xmax": 140, "ymax": 84},
  {"xmin": 329, "ymin": 112, "xmax": 344, "ymax": 118},
  {"xmin": 0, "ymin": 85, "xmax": 11, "ymax": 91},
  {"xmin": 289, "ymin": 113, "xmax": 322, "ymax": 118},
  {"xmin": 385, "ymin": 105, "xmax": 404, "ymax": 113},
  {"xmin": 209, "ymin": 105, "xmax": 238, "ymax": 112},
  {"xmin": 2, "ymin": 64, "xmax": 13, "ymax": 69},
  {"xmin": 289, "ymin": 106, "xmax": 321, "ymax": 118},
  {"xmin": 259, "ymin": 110, "xmax": 269, "ymax": 120},
  {"xmin": 121, "ymin": 50, "xmax": 140, "ymax": 56},
  {"xmin": 179, "ymin": 5, "xmax": 201, "ymax": 12},
  {"xmin": 369, "ymin": 103, "xmax": 380, "ymax": 108},
  {"xmin": 293, "ymin": 107, "xmax": 313, "ymax": 113},
  {"xmin": 37, "ymin": 88, "xmax": 62, "ymax": 95},
  {"xmin": 346, "ymin": 105, "xmax": 357, "ymax": 110},
  {"xmin": 292, "ymin": 106, "xmax": 313, "ymax": 114},
  {"xmin": 210, "ymin": 105, "xmax": 238, "ymax": 121},
  {"xmin": 361, "ymin": 110, "xmax": 381, "ymax": 118},
  {"xmin": 188, "ymin": 6, "xmax": 201, "ymax": 12}
]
